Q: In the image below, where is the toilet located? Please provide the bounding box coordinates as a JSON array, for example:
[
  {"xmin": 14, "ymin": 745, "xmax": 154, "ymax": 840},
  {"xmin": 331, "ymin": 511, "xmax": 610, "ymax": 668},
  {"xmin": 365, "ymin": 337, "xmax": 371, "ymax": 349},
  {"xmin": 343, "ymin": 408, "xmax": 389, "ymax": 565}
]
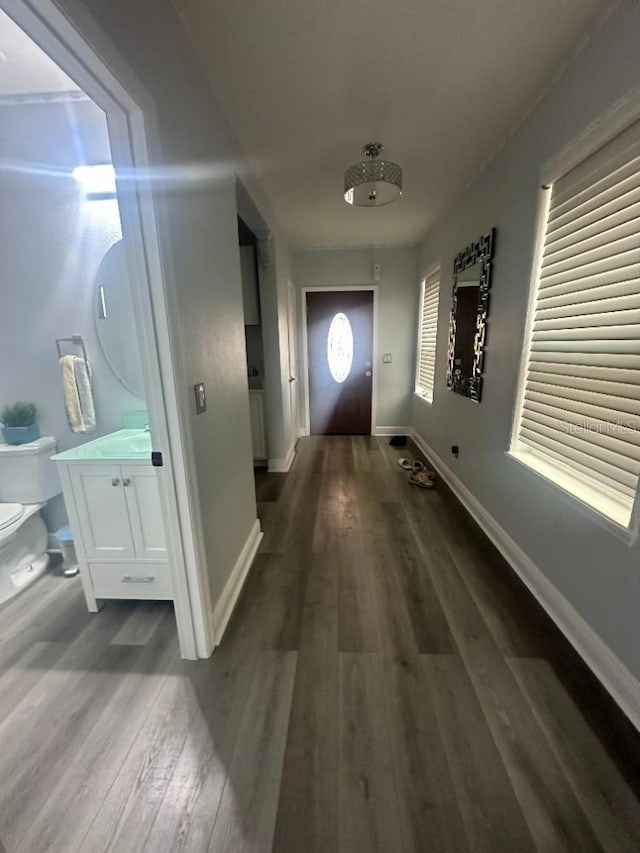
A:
[{"xmin": 0, "ymin": 437, "xmax": 60, "ymax": 606}]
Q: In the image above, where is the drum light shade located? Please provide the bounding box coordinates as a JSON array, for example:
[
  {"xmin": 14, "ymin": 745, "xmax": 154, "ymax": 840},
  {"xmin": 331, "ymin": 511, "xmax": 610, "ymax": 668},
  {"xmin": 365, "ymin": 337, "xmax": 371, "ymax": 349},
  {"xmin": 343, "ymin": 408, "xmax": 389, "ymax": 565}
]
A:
[{"xmin": 344, "ymin": 143, "xmax": 402, "ymax": 207}]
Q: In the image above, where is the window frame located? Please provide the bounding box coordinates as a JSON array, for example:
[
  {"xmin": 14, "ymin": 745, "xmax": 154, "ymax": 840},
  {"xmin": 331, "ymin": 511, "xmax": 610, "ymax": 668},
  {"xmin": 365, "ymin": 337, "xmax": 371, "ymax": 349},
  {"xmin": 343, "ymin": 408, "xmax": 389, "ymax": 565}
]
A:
[
  {"xmin": 414, "ymin": 263, "xmax": 441, "ymax": 405},
  {"xmin": 508, "ymin": 102, "xmax": 640, "ymax": 543}
]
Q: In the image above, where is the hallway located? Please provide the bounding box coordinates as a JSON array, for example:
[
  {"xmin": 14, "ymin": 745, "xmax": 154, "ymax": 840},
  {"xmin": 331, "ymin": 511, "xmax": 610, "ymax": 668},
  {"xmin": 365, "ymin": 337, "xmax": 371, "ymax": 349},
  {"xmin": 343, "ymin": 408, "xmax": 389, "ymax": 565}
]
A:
[{"xmin": 0, "ymin": 436, "xmax": 639, "ymax": 852}]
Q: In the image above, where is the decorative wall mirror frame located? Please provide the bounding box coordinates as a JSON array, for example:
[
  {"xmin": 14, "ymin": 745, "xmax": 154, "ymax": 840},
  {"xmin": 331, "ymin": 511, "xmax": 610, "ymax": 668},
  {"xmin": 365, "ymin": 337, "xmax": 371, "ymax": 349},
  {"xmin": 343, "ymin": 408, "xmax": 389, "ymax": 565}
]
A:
[{"xmin": 446, "ymin": 228, "xmax": 496, "ymax": 403}]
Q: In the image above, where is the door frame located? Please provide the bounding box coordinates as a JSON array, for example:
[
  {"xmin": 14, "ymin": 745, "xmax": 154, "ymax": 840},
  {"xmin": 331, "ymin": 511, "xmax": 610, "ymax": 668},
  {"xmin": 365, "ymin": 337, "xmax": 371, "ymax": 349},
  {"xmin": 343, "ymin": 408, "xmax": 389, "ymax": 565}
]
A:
[
  {"xmin": 300, "ymin": 286, "xmax": 379, "ymax": 436},
  {"xmin": 3, "ymin": 0, "xmax": 212, "ymax": 658},
  {"xmin": 287, "ymin": 279, "xmax": 301, "ymax": 438}
]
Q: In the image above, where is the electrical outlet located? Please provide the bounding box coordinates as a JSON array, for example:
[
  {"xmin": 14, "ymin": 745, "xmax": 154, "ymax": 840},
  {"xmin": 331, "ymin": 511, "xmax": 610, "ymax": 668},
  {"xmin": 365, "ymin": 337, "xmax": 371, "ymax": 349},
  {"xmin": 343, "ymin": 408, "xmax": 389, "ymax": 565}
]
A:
[{"xmin": 382, "ymin": 353, "xmax": 392, "ymax": 364}]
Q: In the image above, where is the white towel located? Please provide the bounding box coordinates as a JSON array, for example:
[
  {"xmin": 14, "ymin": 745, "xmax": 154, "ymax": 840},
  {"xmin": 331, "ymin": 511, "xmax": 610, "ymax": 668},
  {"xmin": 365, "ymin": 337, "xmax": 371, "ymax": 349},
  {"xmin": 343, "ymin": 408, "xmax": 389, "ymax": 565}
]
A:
[
  {"xmin": 73, "ymin": 356, "xmax": 96, "ymax": 432},
  {"xmin": 60, "ymin": 355, "xmax": 96, "ymax": 433}
]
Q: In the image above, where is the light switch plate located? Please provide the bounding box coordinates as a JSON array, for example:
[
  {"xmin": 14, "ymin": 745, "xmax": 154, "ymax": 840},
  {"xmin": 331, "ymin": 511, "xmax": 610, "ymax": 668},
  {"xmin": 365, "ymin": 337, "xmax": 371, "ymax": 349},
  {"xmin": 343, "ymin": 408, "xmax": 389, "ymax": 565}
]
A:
[
  {"xmin": 382, "ymin": 353, "xmax": 392, "ymax": 364},
  {"xmin": 194, "ymin": 382, "xmax": 206, "ymax": 414}
]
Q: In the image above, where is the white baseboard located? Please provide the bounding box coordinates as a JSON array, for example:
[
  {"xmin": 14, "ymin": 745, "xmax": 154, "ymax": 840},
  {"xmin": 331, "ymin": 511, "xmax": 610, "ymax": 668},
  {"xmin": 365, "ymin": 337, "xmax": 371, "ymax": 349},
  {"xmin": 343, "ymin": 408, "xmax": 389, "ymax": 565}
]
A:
[
  {"xmin": 409, "ymin": 427, "xmax": 640, "ymax": 731},
  {"xmin": 211, "ymin": 518, "xmax": 263, "ymax": 648},
  {"xmin": 373, "ymin": 425, "xmax": 411, "ymax": 436},
  {"xmin": 268, "ymin": 441, "xmax": 296, "ymax": 473}
]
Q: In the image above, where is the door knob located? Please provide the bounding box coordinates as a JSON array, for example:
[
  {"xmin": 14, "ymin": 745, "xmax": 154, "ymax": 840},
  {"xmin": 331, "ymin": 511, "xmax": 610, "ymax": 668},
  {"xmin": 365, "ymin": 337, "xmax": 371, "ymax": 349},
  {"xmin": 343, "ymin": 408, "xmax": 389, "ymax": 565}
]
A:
[{"xmin": 365, "ymin": 370, "xmax": 372, "ymax": 377}]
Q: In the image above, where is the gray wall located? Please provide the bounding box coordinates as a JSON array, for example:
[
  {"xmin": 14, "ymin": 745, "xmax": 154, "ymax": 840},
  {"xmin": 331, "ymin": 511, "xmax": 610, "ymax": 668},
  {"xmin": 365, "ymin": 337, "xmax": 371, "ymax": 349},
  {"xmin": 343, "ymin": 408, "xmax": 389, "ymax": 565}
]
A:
[
  {"xmin": 0, "ymin": 99, "xmax": 145, "ymax": 530},
  {"xmin": 293, "ymin": 246, "xmax": 418, "ymax": 429},
  {"xmin": 411, "ymin": 0, "xmax": 640, "ymax": 679},
  {"xmin": 59, "ymin": 0, "xmax": 295, "ymax": 608}
]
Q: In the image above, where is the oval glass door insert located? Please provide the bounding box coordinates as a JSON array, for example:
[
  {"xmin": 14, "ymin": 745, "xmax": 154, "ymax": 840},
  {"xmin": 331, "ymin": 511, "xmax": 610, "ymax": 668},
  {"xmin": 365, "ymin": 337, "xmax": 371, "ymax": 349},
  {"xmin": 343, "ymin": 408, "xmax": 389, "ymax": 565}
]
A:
[{"xmin": 327, "ymin": 312, "xmax": 354, "ymax": 383}]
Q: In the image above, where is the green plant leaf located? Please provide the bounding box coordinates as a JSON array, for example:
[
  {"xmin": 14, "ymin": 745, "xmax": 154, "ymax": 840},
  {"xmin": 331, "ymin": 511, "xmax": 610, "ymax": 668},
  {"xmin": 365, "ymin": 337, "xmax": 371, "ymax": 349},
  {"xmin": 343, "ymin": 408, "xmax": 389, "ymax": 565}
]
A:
[{"xmin": 0, "ymin": 401, "xmax": 38, "ymax": 427}]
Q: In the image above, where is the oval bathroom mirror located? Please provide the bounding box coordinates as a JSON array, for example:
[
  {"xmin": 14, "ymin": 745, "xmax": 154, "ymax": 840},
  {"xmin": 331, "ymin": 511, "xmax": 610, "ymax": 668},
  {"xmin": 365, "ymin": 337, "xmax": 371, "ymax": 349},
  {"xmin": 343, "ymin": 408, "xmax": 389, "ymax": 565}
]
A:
[{"xmin": 94, "ymin": 239, "xmax": 146, "ymax": 399}]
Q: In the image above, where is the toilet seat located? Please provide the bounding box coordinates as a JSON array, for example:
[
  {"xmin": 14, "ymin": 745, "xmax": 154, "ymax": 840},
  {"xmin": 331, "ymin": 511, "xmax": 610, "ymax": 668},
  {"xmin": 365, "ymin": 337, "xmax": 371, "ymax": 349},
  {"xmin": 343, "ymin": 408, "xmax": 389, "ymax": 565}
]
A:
[{"xmin": 0, "ymin": 504, "xmax": 24, "ymax": 532}]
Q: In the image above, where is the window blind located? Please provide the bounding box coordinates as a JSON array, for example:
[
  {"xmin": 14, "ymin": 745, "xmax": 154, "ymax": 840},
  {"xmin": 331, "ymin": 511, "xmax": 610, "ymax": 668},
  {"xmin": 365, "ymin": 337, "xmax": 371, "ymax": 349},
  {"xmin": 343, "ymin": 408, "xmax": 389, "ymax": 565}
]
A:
[
  {"xmin": 416, "ymin": 267, "xmax": 440, "ymax": 402},
  {"xmin": 515, "ymin": 117, "xmax": 640, "ymax": 527}
]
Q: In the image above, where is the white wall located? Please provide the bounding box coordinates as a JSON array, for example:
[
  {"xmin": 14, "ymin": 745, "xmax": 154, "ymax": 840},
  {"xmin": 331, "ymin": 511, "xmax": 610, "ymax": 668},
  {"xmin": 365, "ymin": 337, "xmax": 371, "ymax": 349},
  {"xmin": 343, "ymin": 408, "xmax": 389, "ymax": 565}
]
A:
[
  {"xmin": 265, "ymin": 241, "xmax": 296, "ymax": 458},
  {"xmin": 411, "ymin": 0, "xmax": 640, "ymax": 680},
  {"xmin": 293, "ymin": 246, "xmax": 418, "ymax": 430},
  {"xmin": 0, "ymin": 98, "xmax": 145, "ymax": 530},
  {"xmin": 58, "ymin": 0, "xmax": 295, "ymax": 608}
]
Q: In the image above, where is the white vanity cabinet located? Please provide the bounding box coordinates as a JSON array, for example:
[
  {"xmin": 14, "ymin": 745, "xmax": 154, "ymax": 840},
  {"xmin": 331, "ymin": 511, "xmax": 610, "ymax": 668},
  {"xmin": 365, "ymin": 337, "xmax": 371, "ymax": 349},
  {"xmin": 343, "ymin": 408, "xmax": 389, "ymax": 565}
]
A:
[{"xmin": 55, "ymin": 453, "xmax": 171, "ymax": 611}]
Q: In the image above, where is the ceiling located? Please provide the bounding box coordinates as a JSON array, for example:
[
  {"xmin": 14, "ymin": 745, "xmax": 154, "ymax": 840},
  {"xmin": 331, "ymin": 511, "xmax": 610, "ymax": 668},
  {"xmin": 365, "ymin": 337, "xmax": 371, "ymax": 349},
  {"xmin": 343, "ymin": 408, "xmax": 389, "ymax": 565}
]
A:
[
  {"xmin": 173, "ymin": 0, "xmax": 613, "ymax": 249},
  {"xmin": 0, "ymin": 10, "xmax": 78, "ymax": 96}
]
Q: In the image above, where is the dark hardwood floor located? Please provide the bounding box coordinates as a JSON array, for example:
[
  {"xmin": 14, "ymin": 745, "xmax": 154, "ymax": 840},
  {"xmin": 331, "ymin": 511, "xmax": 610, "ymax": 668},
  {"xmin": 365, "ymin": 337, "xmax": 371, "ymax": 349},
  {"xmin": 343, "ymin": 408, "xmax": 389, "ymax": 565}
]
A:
[{"xmin": 1, "ymin": 435, "xmax": 639, "ymax": 852}]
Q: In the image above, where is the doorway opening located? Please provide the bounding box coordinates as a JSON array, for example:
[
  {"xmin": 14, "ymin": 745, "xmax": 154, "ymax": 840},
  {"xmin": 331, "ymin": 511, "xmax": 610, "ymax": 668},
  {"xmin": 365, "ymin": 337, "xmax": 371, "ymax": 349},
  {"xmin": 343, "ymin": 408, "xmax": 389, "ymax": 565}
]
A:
[
  {"xmin": 238, "ymin": 216, "xmax": 268, "ymax": 469},
  {"xmin": 0, "ymin": 0, "xmax": 206, "ymax": 658}
]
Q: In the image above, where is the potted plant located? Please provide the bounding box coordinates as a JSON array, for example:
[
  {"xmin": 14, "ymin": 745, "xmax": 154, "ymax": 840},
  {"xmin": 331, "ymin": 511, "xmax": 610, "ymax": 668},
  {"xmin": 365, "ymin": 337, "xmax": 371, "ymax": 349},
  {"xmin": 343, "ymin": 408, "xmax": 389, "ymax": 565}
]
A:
[{"xmin": 0, "ymin": 402, "xmax": 40, "ymax": 445}]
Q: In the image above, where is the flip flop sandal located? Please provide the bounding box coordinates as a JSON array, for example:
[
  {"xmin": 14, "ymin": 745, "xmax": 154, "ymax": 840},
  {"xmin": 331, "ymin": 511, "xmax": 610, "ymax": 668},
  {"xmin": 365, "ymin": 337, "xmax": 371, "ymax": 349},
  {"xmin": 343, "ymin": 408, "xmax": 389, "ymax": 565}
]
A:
[
  {"xmin": 409, "ymin": 469, "xmax": 436, "ymax": 489},
  {"xmin": 398, "ymin": 458, "xmax": 414, "ymax": 470}
]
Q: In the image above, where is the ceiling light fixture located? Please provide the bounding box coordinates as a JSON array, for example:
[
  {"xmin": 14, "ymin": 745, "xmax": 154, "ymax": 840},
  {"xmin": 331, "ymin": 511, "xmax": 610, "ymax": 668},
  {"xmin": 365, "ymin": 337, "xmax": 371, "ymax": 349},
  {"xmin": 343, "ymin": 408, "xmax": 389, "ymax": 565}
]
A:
[
  {"xmin": 73, "ymin": 163, "xmax": 116, "ymax": 199},
  {"xmin": 344, "ymin": 142, "xmax": 402, "ymax": 207}
]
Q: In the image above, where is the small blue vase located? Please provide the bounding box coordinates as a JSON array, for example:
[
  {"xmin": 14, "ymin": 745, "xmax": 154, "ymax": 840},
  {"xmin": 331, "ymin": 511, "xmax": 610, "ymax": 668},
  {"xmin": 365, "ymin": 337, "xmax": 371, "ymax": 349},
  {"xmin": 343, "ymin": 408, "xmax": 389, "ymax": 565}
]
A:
[{"xmin": 1, "ymin": 424, "xmax": 41, "ymax": 445}]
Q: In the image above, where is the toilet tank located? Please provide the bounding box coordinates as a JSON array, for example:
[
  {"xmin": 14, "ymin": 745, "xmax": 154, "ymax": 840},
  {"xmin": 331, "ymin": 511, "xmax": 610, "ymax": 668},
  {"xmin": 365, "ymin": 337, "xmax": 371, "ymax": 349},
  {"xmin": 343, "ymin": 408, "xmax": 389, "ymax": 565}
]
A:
[{"xmin": 0, "ymin": 437, "xmax": 60, "ymax": 504}]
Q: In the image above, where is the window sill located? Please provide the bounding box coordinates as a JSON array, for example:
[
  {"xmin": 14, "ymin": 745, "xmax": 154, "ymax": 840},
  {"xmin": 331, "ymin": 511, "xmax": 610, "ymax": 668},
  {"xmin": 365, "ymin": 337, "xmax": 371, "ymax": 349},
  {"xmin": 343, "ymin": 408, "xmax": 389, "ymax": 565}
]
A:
[
  {"xmin": 414, "ymin": 392, "xmax": 433, "ymax": 407},
  {"xmin": 506, "ymin": 449, "xmax": 638, "ymax": 546}
]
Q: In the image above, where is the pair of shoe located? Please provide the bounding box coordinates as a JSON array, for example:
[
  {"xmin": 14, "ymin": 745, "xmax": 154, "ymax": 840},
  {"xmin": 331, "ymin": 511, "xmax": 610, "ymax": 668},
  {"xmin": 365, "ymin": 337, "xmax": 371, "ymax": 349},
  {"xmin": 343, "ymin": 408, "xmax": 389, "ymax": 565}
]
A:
[{"xmin": 397, "ymin": 458, "xmax": 436, "ymax": 489}]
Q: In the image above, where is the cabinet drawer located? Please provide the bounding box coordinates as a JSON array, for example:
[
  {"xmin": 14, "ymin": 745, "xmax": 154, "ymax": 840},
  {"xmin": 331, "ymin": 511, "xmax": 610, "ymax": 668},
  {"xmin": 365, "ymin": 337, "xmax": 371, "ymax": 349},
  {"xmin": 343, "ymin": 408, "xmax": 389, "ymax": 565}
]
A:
[{"xmin": 88, "ymin": 562, "xmax": 172, "ymax": 599}]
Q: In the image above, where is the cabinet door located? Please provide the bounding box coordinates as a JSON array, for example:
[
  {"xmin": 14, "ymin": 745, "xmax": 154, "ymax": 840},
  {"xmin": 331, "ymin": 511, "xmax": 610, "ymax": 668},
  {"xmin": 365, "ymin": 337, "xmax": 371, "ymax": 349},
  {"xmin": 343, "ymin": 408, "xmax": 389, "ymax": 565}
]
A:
[
  {"xmin": 122, "ymin": 465, "xmax": 167, "ymax": 559},
  {"xmin": 69, "ymin": 465, "xmax": 135, "ymax": 560}
]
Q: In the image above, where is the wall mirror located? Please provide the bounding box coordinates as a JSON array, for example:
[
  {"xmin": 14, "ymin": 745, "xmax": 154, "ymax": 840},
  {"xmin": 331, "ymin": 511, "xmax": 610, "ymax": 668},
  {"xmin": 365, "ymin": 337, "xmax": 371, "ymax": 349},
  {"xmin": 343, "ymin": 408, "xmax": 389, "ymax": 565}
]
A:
[
  {"xmin": 446, "ymin": 228, "xmax": 495, "ymax": 402},
  {"xmin": 94, "ymin": 239, "xmax": 146, "ymax": 399}
]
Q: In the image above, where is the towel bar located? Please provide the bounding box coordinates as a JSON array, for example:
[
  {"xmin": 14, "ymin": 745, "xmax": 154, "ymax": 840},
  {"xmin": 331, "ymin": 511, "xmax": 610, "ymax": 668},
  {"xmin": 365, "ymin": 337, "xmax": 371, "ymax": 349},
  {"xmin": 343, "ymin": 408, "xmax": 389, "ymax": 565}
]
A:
[{"xmin": 55, "ymin": 335, "xmax": 89, "ymax": 371}]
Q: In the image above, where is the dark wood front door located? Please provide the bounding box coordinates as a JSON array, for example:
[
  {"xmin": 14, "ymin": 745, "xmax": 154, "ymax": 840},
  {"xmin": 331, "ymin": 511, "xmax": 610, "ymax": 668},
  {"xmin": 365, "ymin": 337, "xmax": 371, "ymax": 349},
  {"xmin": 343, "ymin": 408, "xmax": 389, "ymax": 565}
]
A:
[{"xmin": 306, "ymin": 290, "xmax": 373, "ymax": 434}]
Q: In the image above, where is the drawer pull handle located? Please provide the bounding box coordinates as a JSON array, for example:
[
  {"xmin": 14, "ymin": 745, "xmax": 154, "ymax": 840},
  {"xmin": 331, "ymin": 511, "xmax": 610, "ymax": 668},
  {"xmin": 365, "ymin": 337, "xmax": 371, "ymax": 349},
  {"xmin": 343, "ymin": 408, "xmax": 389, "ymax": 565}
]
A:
[
  {"xmin": 111, "ymin": 478, "xmax": 120, "ymax": 487},
  {"xmin": 122, "ymin": 478, "xmax": 131, "ymax": 487},
  {"xmin": 122, "ymin": 575, "xmax": 155, "ymax": 584}
]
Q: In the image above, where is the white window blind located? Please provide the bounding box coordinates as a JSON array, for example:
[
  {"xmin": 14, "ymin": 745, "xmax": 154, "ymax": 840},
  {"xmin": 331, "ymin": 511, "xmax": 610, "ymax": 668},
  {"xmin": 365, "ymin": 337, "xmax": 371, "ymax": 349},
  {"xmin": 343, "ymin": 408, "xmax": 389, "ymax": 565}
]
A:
[
  {"xmin": 415, "ymin": 267, "xmax": 440, "ymax": 402},
  {"xmin": 513, "ymin": 117, "xmax": 640, "ymax": 529}
]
